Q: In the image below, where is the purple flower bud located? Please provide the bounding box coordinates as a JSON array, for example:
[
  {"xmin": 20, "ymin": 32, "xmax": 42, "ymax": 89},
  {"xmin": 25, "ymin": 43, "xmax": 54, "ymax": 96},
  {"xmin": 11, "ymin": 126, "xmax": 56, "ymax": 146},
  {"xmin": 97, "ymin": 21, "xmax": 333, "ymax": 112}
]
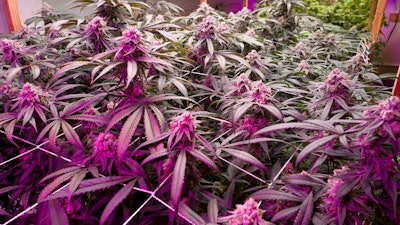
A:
[
  {"xmin": 86, "ymin": 16, "xmax": 107, "ymax": 36},
  {"xmin": 295, "ymin": 60, "xmax": 310, "ymax": 74},
  {"xmin": 232, "ymin": 73, "xmax": 251, "ymax": 95},
  {"xmin": 228, "ymin": 198, "xmax": 263, "ymax": 225},
  {"xmin": 18, "ymin": 83, "xmax": 44, "ymax": 106},
  {"xmin": 170, "ymin": 112, "xmax": 196, "ymax": 135},
  {"xmin": 249, "ymin": 81, "xmax": 271, "ymax": 104},
  {"xmin": 92, "ymin": 132, "xmax": 117, "ymax": 159},
  {"xmin": 195, "ymin": 16, "xmax": 220, "ymax": 39},
  {"xmin": 0, "ymin": 38, "xmax": 22, "ymax": 62},
  {"xmin": 246, "ymin": 50, "xmax": 261, "ymax": 67},
  {"xmin": 115, "ymin": 26, "xmax": 147, "ymax": 61}
]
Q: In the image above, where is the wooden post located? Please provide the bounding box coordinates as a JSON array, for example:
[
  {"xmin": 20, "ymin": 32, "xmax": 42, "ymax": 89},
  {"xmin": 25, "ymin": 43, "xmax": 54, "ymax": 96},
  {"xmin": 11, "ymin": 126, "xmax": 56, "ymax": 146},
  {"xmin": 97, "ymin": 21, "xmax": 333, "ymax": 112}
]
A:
[
  {"xmin": 370, "ymin": 0, "xmax": 387, "ymax": 41},
  {"xmin": 2, "ymin": 0, "xmax": 22, "ymax": 32},
  {"xmin": 243, "ymin": 0, "xmax": 249, "ymax": 8},
  {"xmin": 368, "ymin": 0, "xmax": 378, "ymax": 31},
  {"xmin": 393, "ymin": 66, "xmax": 400, "ymax": 97}
]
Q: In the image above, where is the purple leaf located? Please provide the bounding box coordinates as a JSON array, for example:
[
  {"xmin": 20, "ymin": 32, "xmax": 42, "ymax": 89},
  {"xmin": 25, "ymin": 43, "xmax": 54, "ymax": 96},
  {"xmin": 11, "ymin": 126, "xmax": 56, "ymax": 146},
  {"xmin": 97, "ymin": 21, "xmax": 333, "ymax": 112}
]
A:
[
  {"xmin": 195, "ymin": 134, "xmax": 215, "ymax": 153},
  {"xmin": 206, "ymin": 38, "xmax": 214, "ymax": 56},
  {"xmin": 51, "ymin": 61, "xmax": 93, "ymax": 82},
  {"xmin": 306, "ymin": 120, "xmax": 340, "ymax": 134},
  {"xmin": 66, "ymin": 114, "xmax": 107, "ymax": 124},
  {"xmin": 5, "ymin": 119, "xmax": 18, "ymax": 146},
  {"xmin": 207, "ymin": 199, "xmax": 218, "ymax": 223},
  {"xmin": 233, "ymin": 102, "xmax": 253, "ymax": 123},
  {"xmin": 106, "ymin": 105, "xmax": 139, "ymax": 132},
  {"xmin": 100, "ymin": 179, "xmax": 136, "ymax": 225},
  {"xmin": 251, "ymin": 188, "xmax": 303, "ymax": 202},
  {"xmin": 222, "ymin": 148, "xmax": 266, "ymax": 169},
  {"xmin": 141, "ymin": 148, "xmax": 169, "ymax": 165},
  {"xmin": 0, "ymin": 208, "xmax": 11, "ymax": 216},
  {"xmin": 40, "ymin": 166, "xmax": 82, "ymax": 183},
  {"xmin": 92, "ymin": 62, "xmax": 123, "ymax": 84},
  {"xmin": 36, "ymin": 120, "xmax": 59, "ymax": 144},
  {"xmin": 272, "ymin": 205, "xmax": 301, "ymax": 222},
  {"xmin": 38, "ymin": 170, "xmax": 79, "ymax": 202},
  {"xmin": 215, "ymin": 54, "xmax": 226, "ymax": 71},
  {"xmin": 143, "ymin": 107, "xmax": 161, "ymax": 140},
  {"xmin": 126, "ymin": 60, "xmax": 138, "ymax": 89},
  {"xmin": 294, "ymin": 192, "xmax": 313, "ymax": 225},
  {"xmin": 171, "ymin": 78, "xmax": 188, "ymax": 97},
  {"xmin": 0, "ymin": 185, "xmax": 23, "ymax": 195},
  {"xmin": 68, "ymin": 169, "xmax": 88, "ymax": 201},
  {"xmin": 178, "ymin": 201, "xmax": 206, "ymax": 225},
  {"xmin": 321, "ymin": 98, "xmax": 333, "ymax": 120},
  {"xmin": 335, "ymin": 176, "xmax": 361, "ymax": 199},
  {"xmin": 134, "ymin": 132, "xmax": 171, "ymax": 153},
  {"xmin": 117, "ymin": 106, "xmax": 143, "ymax": 158},
  {"xmin": 171, "ymin": 151, "xmax": 187, "ymax": 208},
  {"xmin": 61, "ymin": 121, "xmax": 85, "ymax": 150},
  {"xmin": 254, "ymin": 122, "xmax": 321, "ymax": 136},
  {"xmin": 259, "ymin": 104, "xmax": 283, "ymax": 121},
  {"xmin": 60, "ymin": 97, "xmax": 99, "ymax": 118},
  {"xmin": 44, "ymin": 176, "xmax": 135, "ymax": 201},
  {"xmin": 0, "ymin": 112, "xmax": 17, "ymax": 127},
  {"xmin": 187, "ymin": 149, "xmax": 218, "ymax": 170},
  {"xmin": 223, "ymin": 137, "xmax": 286, "ymax": 148},
  {"xmin": 296, "ymin": 134, "xmax": 338, "ymax": 165},
  {"xmin": 48, "ymin": 199, "xmax": 70, "ymax": 225}
]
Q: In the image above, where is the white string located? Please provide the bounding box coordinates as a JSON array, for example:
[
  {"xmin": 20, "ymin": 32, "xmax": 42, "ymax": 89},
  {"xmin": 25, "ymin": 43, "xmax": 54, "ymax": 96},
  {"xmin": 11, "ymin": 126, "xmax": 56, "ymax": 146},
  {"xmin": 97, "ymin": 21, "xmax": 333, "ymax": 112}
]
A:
[{"xmin": 0, "ymin": 124, "xmax": 81, "ymax": 167}]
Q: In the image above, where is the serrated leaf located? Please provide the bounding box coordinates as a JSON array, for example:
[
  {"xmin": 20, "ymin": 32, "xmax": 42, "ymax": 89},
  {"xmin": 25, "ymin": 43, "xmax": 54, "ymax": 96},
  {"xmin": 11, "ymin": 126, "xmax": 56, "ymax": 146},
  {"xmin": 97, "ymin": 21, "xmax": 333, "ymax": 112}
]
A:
[
  {"xmin": 40, "ymin": 166, "xmax": 82, "ymax": 183},
  {"xmin": 306, "ymin": 120, "xmax": 340, "ymax": 134},
  {"xmin": 251, "ymin": 188, "xmax": 303, "ymax": 202},
  {"xmin": 100, "ymin": 179, "xmax": 136, "ymax": 225},
  {"xmin": 5, "ymin": 119, "xmax": 18, "ymax": 146},
  {"xmin": 126, "ymin": 60, "xmax": 138, "ymax": 89},
  {"xmin": 294, "ymin": 192, "xmax": 313, "ymax": 225},
  {"xmin": 223, "ymin": 148, "xmax": 266, "ymax": 169},
  {"xmin": 92, "ymin": 62, "xmax": 122, "ymax": 84},
  {"xmin": 296, "ymin": 134, "xmax": 338, "ymax": 165},
  {"xmin": 254, "ymin": 122, "xmax": 321, "ymax": 136},
  {"xmin": 188, "ymin": 149, "xmax": 218, "ymax": 170},
  {"xmin": 321, "ymin": 98, "xmax": 333, "ymax": 120},
  {"xmin": 171, "ymin": 78, "xmax": 188, "ymax": 97},
  {"xmin": 141, "ymin": 148, "xmax": 169, "ymax": 165},
  {"xmin": 61, "ymin": 121, "xmax": 85, "ymax": 150},
  {"xmin": 143, "ymin": 107, "xmax": 161, "ymax": 140},
  {"xmin": 233, "ymin": 102, "xmax": 253, "ymax": 123},
  {"xmin": 178, "ymin": 201, "xmax": 206, "ymax": 225},
  {"xmin": 106, "ymin": 105, "xmax": 139, "ymax": 132},
  {"xmin": 272, "ymin": 205, "xmax": 301, "ymax": 222},
  {"xmin": 38, "ymin": 170, "xmax": 79, "ymax": 202},
  {"xmin": 223, "ymin": 137, "xmax": 285, "ymax": 148},
  {"xmin": 259, "ymin": 104, "xmax": 283, "ymax": 121},
  {"xmin": 171, "ymin": 151, "xmax": 187, "ymax": 208},
  {"xmin": 68, "ymin": 169, "xmax": 88, "ymax": 201},
  {"xmin": 43, "ymin": 176, "xmax": 135, "ymax": 201},
  {"xmin": 117, "ymin": 106, "xmax": 143, "ymax": 158},
  {"xmin": 48, "ymin": 199, "xmax": 69, "ymax": 225},
  {"xmin": 335, "ymin": 176, "xmax": 361, "ymax": 199}
]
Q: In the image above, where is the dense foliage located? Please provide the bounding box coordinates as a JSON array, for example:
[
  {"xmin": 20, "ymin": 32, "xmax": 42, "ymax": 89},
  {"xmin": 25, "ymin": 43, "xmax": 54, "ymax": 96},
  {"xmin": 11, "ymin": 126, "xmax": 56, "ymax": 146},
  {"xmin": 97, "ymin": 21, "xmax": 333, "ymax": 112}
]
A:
[
  {"xmin": 297, "ymin": 0, "xmax": 372, "ymax": 31},
  {"xmin": 0, "ymin": 0, "xmax": 398, "ymax": 224}
]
